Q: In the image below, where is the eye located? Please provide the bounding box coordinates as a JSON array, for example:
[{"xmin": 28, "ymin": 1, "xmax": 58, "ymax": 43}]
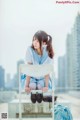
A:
[
  {"xmin": 36, "ymin": 40, "xmax": 39, "ymax": 42},
  {"xmin": 33, "ymin": 37, "xmax": 37, "ymax": 41}
]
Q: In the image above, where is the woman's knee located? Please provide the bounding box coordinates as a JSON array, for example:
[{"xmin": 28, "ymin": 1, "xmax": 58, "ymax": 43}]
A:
[
  {"xmin": 29, "ymin": 83, "xmax": 36, "ymax": 90},
  {"xmin": 37, "ymin": 84, "xmax": 43, "ymax": 90}
]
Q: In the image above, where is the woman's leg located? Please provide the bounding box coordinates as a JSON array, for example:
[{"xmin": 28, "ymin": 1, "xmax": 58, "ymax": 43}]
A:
[
  {"xmin": 37, "ymin": 76, "xmax": 50, "ymax": 92},
  {"xmin": 37, "ymin": 80, "xmax": 44, "ymax": 90},
  {"xmin": 42, "ymin": 75, "xmax": 49, "ymax": 92},
  {"xmin": 29, "ymin": 82, "xmax": 36, "ymax": 90},
  {"xmin": 29, "ymin": 81, "xmax": 37, "ymax": 103},
  {"xmin": 25, "ymin": 77, "xmax": 36, "ymax": 92},
  {"xmin": 37, "ymin": 84, "xmax": 42, "ymax": 90},
  {"xmin": 36, "ymin": 80, "xmax": 44, "ymax": 103},
  {"xmin": 29, "ymin": 77, "xmax": 37, "ymax": 90}
]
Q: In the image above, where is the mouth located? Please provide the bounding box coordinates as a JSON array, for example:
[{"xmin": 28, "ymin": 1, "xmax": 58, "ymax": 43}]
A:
[{"xmin": 34, "ymin": 46, "xmax": 37, "ymax": 48}]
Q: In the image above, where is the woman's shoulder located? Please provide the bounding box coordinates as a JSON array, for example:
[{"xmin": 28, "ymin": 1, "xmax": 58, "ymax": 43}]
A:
[{"xmin": 27, "ymin": 46, "xmax": 33, "ymax": 52}]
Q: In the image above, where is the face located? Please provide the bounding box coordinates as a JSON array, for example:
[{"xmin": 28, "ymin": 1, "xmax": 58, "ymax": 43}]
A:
[{"xmin": 32, "ymin": 37, "xmax": 40, "ymax": 50}]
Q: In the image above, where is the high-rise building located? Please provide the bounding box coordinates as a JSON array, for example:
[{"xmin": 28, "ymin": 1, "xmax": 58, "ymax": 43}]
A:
[
  {"xmin": 66, "ymin": 13, "xmax": 80, "ymax": 90},
  {"xmin": 6, "ymin": 73, "xmax": 18, "ymax": 90},
  {"xmin": 6, "ymin": 73, "xmax": 11, "ymax": 88},
  {"xmin": 0, "ymin": 66, "xmax": 5, "ymax": 89},
  {"xmin": 6, "ymin": 73, "xmax": 11, "ymax": 83},
  {"xmin": 58, "ymin": 55, "xmax": 67, "ymax": 91},
  {"xmin": 66, "ymin": 34, "xmax": 74, "ymax": 88},
  {"xmin": 11, "ymin": 73, "xmax": 18, "ymax": 89}
]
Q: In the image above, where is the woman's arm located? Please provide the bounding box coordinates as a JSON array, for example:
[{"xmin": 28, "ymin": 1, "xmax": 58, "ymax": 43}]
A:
[
  {"xmin": 44, "ymin": 74, "xmax": 49, "ymax": 87},
  {"xmin": 25, "ymin": 62, "xmax": 32, "ymax": 92},
  {"xmin": 42, "ymin": 74, "xmax": 49, "ymax": 92},
  {"xmin": 25, "ymin": 47, "xmax": 33, "ymax": 92},
  {"xmin": 25, "ymin": 76, "xmax": 31, "ymax": 87}
]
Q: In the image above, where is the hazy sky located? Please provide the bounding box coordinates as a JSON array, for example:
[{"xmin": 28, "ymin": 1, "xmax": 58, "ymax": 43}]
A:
[{"xmin": 0, "ymin": 0, "xmax": 80, "ymax": 78}]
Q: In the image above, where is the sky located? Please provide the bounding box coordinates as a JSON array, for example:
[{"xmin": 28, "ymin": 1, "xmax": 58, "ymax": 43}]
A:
[{"xmin": 0, "ymin": 0, "xmax": 80, "ymax": 78}]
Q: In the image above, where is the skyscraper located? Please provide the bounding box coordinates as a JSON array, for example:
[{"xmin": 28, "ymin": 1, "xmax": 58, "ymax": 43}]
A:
[
  {"xmin": 58, "ymin": 55, "xmax": 67, "ymax": 92},
  {"xmin": 66, "ymin": 13, "xmax": 80, "ymax": 90},
  {"xmin": 0, "ymin": 66, "xmax": 5, "ymax": 89},
  {"xmin": 66, "ymin": 34, "xmax": 74, "ymax": 88}
]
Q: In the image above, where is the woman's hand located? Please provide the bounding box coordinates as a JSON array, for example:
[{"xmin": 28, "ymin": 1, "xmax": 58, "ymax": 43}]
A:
[
  {"xmin": 25, "ymin": 86, "xmax": 31, "ymax": 93},
  {"xmin": 42, "ymin": 87, "xmax": 48, "ymax": 92},
  {"xmin": 25, "ymin": 75, "xmax": 31, "ymax": 93}
]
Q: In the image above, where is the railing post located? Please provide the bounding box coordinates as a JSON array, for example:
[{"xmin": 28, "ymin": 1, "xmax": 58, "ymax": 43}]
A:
[{"xmin": 19, "ymin": 65, "xmax": 22, "ymax": 120}]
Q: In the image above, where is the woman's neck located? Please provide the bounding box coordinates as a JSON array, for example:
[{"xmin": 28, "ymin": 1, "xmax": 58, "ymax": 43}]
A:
[{"xmin": 36, "ymin": 48, "xmax": 42, "ymax": 55}]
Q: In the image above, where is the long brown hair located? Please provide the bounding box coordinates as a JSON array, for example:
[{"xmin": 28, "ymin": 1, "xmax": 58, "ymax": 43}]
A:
[{"xmin": 31, "ymin": 30, "xmax": 54, "ymax": 58}]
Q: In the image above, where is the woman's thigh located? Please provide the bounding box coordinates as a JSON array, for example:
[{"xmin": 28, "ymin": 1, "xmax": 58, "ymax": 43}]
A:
[
  {"xmin": 29, "ymin": 82, "xmax": 36, "ymax": 89},
  {"xmin": 29, "ymin": 77, "xmax": 37, "ymax": 89},
  {"xmin": 37, "ymin": 79, "xmax": 45, "ymax": 89}
]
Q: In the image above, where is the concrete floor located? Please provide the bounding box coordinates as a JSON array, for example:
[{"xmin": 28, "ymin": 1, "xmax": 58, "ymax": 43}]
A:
[
  {"xmin": 57, "ymin": 93, "xmax": 80, "ymax": 120},
  {"xmin": 0, "ymin": 93, "xmax": 80, "ymax": 120}
]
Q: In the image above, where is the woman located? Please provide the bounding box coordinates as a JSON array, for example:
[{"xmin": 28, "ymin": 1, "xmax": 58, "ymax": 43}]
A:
[{"xmin": 25, "ymin": 30, "xmax": 54, "ymax": 94}]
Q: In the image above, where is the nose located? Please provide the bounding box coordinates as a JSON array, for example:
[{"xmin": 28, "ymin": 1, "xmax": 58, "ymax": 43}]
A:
[{"xmin": 34, "ymin": 40, "xmax": 38, "ymax": 45}]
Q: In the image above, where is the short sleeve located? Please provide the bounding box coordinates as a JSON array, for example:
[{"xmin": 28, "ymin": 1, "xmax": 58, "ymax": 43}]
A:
[
  {"xmin": 43, "ymin": 57, "xmax": 53, "ymax": 64},
  {"xmin": 26, "ymin": 47, "xmax": 33, "ymax": 63}
]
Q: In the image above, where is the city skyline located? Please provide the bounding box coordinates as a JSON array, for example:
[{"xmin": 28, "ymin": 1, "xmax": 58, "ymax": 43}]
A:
[
  {"xmin": 0, "ymin": 0, "xmax": 80, "ymax": 78},
  {"xmin": 57, "ymin": 13, "xmax": 80, "ymax": 90}
]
